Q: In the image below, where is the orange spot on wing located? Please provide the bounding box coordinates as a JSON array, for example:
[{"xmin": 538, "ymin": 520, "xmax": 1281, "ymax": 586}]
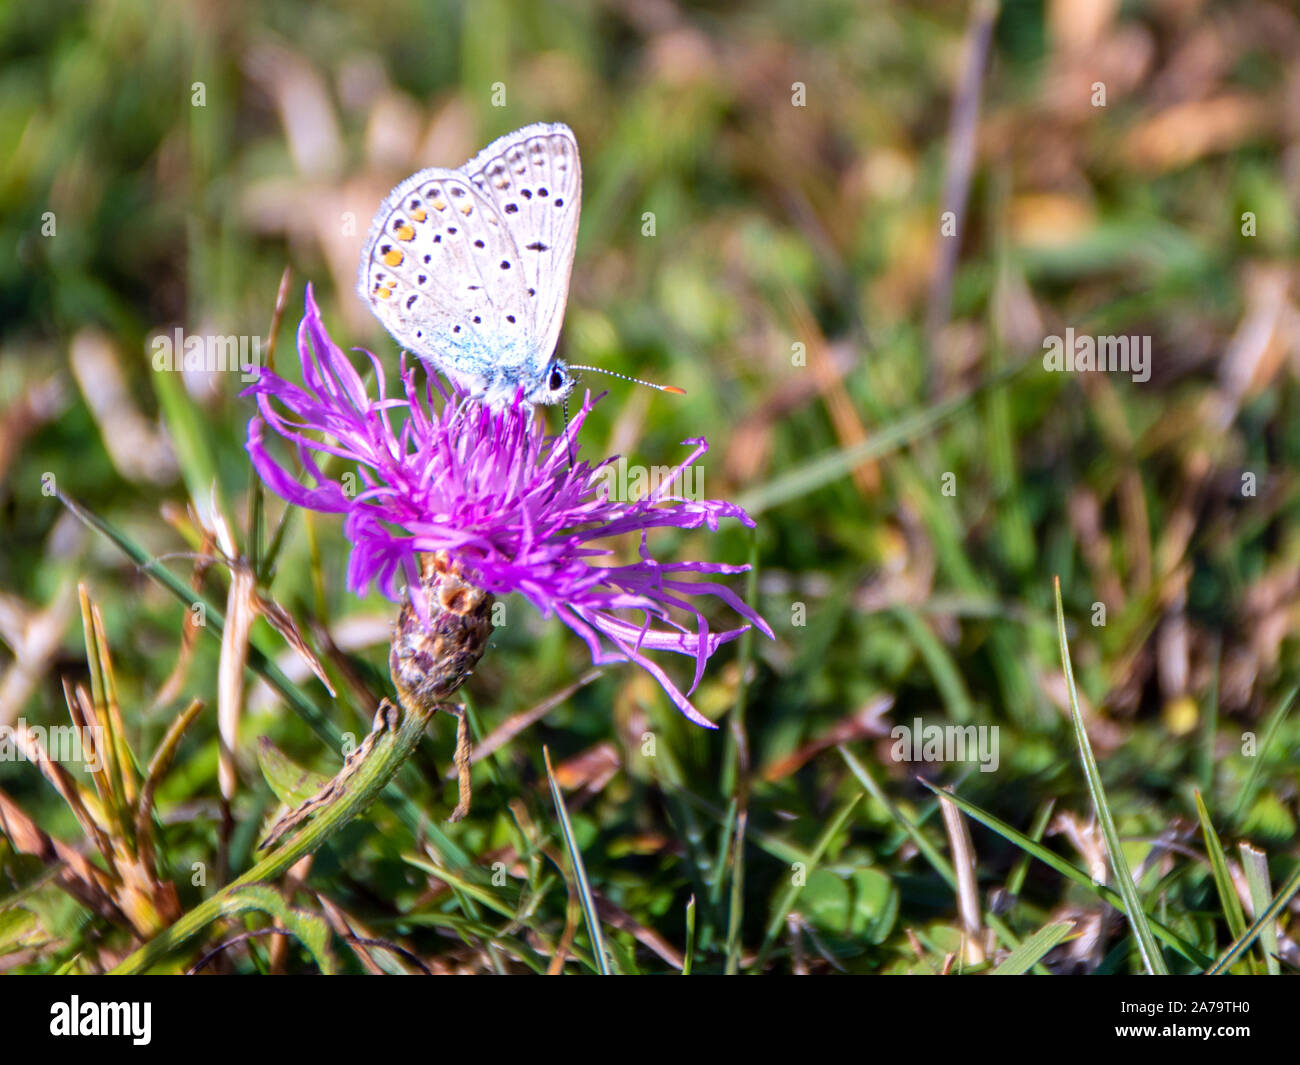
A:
[
  {"xmin": 410, "ymin": 208, "xmax": 427, "ymax": 222},
  {"xmin": 382, "ymin": 248, "xmax": 404, "ymax": 267},
  {"xmin": 395, "ymin": 223, "xmax": 415, "ymax": 241}
]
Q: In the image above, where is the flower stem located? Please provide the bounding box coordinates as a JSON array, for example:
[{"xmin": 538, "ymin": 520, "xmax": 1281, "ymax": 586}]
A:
[{"xmin": 109, "ymin": 697, "xmax": 439, "ymax": 974}]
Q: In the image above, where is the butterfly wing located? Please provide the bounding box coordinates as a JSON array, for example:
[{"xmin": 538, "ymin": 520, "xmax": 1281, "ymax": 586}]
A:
[
  {"xmin": 358, "ymin": 122, "xmax": 583, "ymax": 406},
  {"xmin": 460, "ymin": 122, "xmax": 582, "ymax": 380},
  {"xmin": 357, "ymin": 167, "xmax": 536, "ymax": 401}
]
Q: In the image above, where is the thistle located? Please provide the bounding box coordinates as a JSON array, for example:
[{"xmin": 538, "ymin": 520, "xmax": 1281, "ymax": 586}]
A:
[{"xmin": 244, "ymin": 287, "xmax": 770, "ymax": 810}]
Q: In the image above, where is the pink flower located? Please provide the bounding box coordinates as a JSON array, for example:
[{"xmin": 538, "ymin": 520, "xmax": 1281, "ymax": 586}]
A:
[{"xmin": 245, "ymin": 287, "xmax": 771, "ymax": 726}]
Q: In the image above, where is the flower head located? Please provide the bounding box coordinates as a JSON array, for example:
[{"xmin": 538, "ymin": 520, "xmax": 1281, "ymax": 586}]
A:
[{"xmin": 245, "ymin": 287, "xmax": 771, "ymax": 726}]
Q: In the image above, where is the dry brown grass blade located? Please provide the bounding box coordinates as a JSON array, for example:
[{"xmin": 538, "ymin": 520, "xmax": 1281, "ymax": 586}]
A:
[
  {"xmin": 459, "ymin": 668, "xmax": 603, "ymax": 770},
  {"xmin": 317, "ymin": 893, "xmax": 427, "ymax": 975},
  {"xmin": 0, "ymin": 375, "xmax": 67, "ymax": 484},
  {"xmin": 14, "ymin": 711, "xmax": 116, "ymax": 872},
  {"xmin": 150, "ymin": 542, "xmax": 214, "ymax": 713},
  {"xmin": 74, "ymin": 587, "xmax": 131, "ymax": 839},
  {"xmin": 939, "ymin": 787, "xmax": 985, "ymax": 965},
  {"xmin": 1068, "ymin": 488, "xmax": 1126, "ymax": 613},
  {"xmin": 787, "ymin": 296, "xmax": 879, "ymax": 495},
  {"xmin": 546, "ymin": 741, "xmax": 621, "ymax": 806},
  {"xmin": 593, "ymin": 895, "xmax": 685, "ymax": 970},
  {"xmin": 264, "ymin": 264, "xmax": 293, "ymax": 374},
  {"xmin": 306, "ymin": 620, "xmax": 383, "ymax": 716},
  {"xmin": 217, "ymin": 557, "xmax": 256, "ymax": 804},
  {"xmin": 448, "ymin": 709, "xmax": 472, "ymax": 823},
  {"xmin": 1123, "ymin": 94, "xmax": 1270, "ymax": 173},
  {"xmin": 68, "ymin": 329, "xmax": 177, "ymax": 484},
  {"xmin": 548, "ymin": 865, "xmax": 582, "ymax": 976},
  {"xmin": 61, "ymin": 679, "xmax": 112, "ymax": 815},
  {"xmin": 925, "ymin": 0, "xmax": 999, "ymax": 373},
  {"xmin": 722, "ymin": 340, "xmax": 857, "ymax": 484},
  {"xmin": 269, "ymin": 854, "xmax": 315, "ymax": 974},
  {"xmin": 317, "ymin": 893, "xmax": 385, "ymax": 974},
  {"xmin": 133, "ymin": 698, "xmax": 204, "ymax": 874},
  {"xmin": 253, "ymin": 592, "xmax": 336, "ymax": 696},
  {"xmin": 89, "ymin": 599, "xmax": 138, "ymax": 811},
  {"xmin": 0, "ymin": 582, "xmax": 76, "ymax": 730},
  {"xmin": 0, "ymin": 788, "xmax": 125, "ymax": 925},
  {"xmin": 762, "ymin": 694, "xmax": 892, "ymax": 782}
]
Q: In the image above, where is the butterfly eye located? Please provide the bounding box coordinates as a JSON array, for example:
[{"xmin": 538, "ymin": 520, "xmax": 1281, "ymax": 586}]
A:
[{"xmin": 549, "ymin": 366, "xmax": 564, "ymax": 392}]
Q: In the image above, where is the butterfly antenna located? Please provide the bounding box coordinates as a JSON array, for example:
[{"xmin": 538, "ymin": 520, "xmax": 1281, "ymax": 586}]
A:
[
  {"xmin": 562, "ymin": 395, "xmax": 575, "ymax": 469},
  {"xmin": 567, "ymin": 364, "xmax": 686, "ymax": 395}
]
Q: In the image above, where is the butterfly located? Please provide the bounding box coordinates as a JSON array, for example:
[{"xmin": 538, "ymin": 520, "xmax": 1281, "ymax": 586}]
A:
[{"xmin": 358, "ymin": 122, "xmax": 585, "ymax": 409}]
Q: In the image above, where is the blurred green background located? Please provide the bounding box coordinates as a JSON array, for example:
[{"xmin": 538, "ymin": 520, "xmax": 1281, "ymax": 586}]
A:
[{"xmin": 1, "ymin": 0, "xmax": 1298, "ymax": 973}]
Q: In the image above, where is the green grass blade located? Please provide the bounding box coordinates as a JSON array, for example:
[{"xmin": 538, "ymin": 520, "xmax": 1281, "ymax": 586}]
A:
[
  {"xmin": 893, "ymin": 606, "xmax": 975, "ymax": 724},
  {"xmin": 1197, "ymin": 638, "xmax": 1220, "ymax": 794},
  {"xmin": 840, "ymin": 746, "xmax": 955, "ymax": 886},
  {"xmin": 724, "ymin": 810, "xmax": 747, "ymax": 975},
  {"xmin": 920, "ymin": 781, "xmax": 1212, "ymax": 967},
  {"xmin": 1054, "ymin": 576, "xmax": 1167, "ymax": 974},
  {"xmin": 1230, "ymin": 683, "xmax": 1296, "ymax": 827},
  {"xmin": 400, "ymin": 856, "xmax": 522, "ymax": 921},
  {"xmin": 751, "ymin": 793, "xmax": 862, "ymax": 970},
  {"xmin": 733, "ymin": 364, "xmax": 1023, "ymax": 516},
  {"xmin": 151, "ymin": 366, "xmax": 224, "ymax": 527},
  {"xmin": 991, "ymin": 920, "xmax": 1076, "ymax": 974},
  {"xmin": 682, "ymin": 895, "xmax": 696, "ymax": 975},
  {"xmin": 257, "ymin": 738, "xmax": 333, "ymax": 808},
  {"xmin": 217, "ymin": 884, "xmax": 336, "ymax": 975},
  {"xmin": 58, "ymin": 490, "xmax": 436, "ymax": 841},
  {"xmin": 838, "ymin": 746, "xmax": 1038, "ymax": 966},
  {"xmin": 1237, "ymin": 843, "xmax": 1280, "ymax": 975},
  {"xmin": 1005, "ymin": 798, "xmax": 1055, "ymax": 898},
  {"xmin": 1205, "ymin": 861, "xmax": 1300, "ymax": 975},
  {"xmin": 707, "ymin": 797, "xmax": 739, "ymax": 909},
  {"xmin": 58, "ymin": 490, "xmax": 337, "ymax": 744},
  {"xmin": 1192, "ymin": 790, "xmax": 1251, "ymax": 973},
  {"xmin": 544, "ymin": 746, "xmax": 611, "ymax": 975},
  {"xmin": 720, "ymin": 534, "xmax": 758, "ymax": 795}
]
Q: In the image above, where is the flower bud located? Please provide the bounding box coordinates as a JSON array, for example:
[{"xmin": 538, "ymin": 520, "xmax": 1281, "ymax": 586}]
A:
[{"xmin": 389, "ymin": 551, "xmax": 494, "ymax": 711}]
